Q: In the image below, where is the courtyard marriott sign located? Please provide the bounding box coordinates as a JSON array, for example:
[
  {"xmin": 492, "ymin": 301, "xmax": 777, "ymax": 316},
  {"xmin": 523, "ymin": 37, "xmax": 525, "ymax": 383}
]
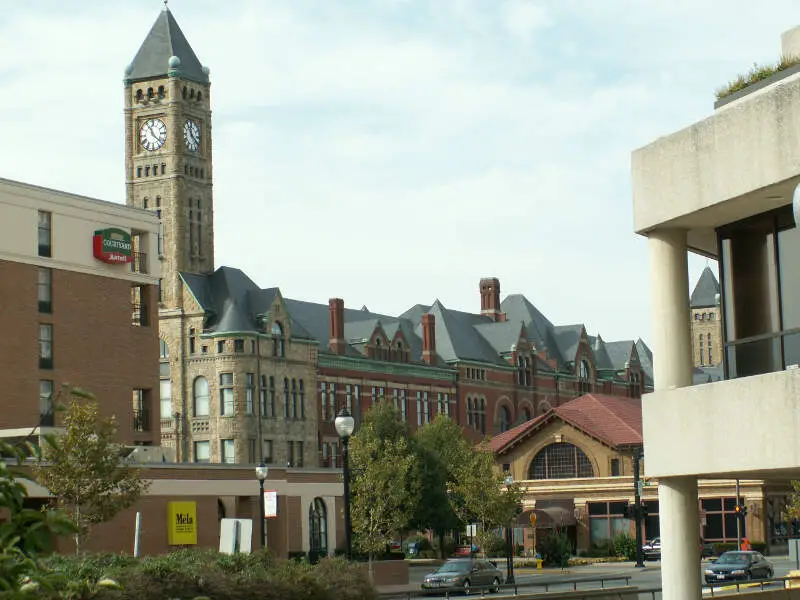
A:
[{"xmin": 92, "ymin": 228, "xmax": 133, "ymax": 264}]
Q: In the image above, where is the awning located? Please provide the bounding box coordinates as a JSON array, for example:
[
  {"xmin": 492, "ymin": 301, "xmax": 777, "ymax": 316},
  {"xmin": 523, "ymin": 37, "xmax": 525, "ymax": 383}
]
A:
[{"xmin": 516, "ymin": 499, "xmax": 576, "ymax": 528}]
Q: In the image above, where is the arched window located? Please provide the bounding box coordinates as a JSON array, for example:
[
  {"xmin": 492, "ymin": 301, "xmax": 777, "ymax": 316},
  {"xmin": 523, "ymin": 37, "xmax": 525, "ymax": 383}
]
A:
[
  {"xmin": 157, "ymin": 85, "xmax": 165, "ymax": 97},
  {"xmin": 147, "ymin": 87, "xmax": 154, "ymax": 99},
  {"xmin": 499, "ymin": 405, "xmax": 511, "ymax": 432},
  {"xmin": 579, "ymin": 359, "xmax": 591, "ymax": 393},
  {"xmin": 272, "ymin": 322, "xmax": 285, "ymax": 357},
  {"xmin": 479, "ymin": 399, "xmax": 486, "ymax": 434},
  {"xmin": 182, "ymin": 86, "xmax": 187, "ymax": 99},
  {"xmin": 528, "ymin": 442, "xmax": 594, "ymax": 480},
  {"xmin": 136, "ymin": 89, "xmax": 143, "ymax": 101},
  {"xmin": 197, "ymin": 91, "xmax": 203, "ymax": 102},
  {"xmin": 193, "ymin": 376, "xmax": 209, "ymax": 416},
  {"xmin": 466, "ymin": 398, "xmax": 473, "ymax": 426},
  {"xmin": 309, "ymin": 498, "xmax": 328, "ymax": 556},
  {"xmin": 521, "ymin": 406, "xmax": 532, "ymax": 421}
]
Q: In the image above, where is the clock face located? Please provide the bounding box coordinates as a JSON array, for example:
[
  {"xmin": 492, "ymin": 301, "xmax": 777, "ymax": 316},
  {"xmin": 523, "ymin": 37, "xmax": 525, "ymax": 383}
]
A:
[
  {"xmin": 184, "ymin": 119, "xmax": 200, "ymax": 152},
  {"xmin": 140, "ymin": 118, "xmax": 167, "ymax": 151}
]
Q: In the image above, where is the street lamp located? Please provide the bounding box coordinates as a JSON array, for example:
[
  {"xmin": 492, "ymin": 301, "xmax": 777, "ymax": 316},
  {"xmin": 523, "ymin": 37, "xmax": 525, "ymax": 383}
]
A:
[
  {"xmin": 503, "ymin": 473, "xmax": 516, "ymax": 585},
  {"xmin": 255, "ymin": 462, "xmax": 268, "ymax": 550},
  {"xmin": 335, "ymin": 408, "xmax": 355, "ymax": 560}
]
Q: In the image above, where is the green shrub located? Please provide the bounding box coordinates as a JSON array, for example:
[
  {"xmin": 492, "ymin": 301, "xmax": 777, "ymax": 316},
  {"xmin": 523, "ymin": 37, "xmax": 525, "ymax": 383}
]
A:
[
  {"xmin": 611, "ymin": 533, "xmax": 637, "ymax": 560},
  {"xmin": 482, "ymin": 533, "xmax": 507, "ymax": 557},
  {"xmin": 431, "ymin": 535, "xmax": 456, "ymax": 557},
  {"xmin": 405, "ymin": 534, "xmax": 432, "ymax": 552},
  {"xmin": 539, "ymin": 531, "xmax": 572, "ymax": 567}
]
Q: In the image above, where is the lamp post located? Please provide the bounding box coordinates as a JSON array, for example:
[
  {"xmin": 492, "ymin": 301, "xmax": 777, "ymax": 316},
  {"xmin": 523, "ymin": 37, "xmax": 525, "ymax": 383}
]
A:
[
  {"xmin": 633, "ymin": 448, "xmax": 645, "ymax": 568},
  {"xmin": 335, "ymin": 408, "xmax": 355, "ymax": 559},
  {"xmin": 255, "ymin": 463, "xmax": 268, "ymax": 550},
  {"xmin": 503, "ymin": 473, "xmax": 516, "ymax": 585}
]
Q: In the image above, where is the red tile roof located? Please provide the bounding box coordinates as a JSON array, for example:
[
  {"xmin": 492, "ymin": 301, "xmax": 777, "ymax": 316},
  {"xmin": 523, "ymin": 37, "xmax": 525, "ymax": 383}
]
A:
[{"xmin": 488, "ymin": 393, "xmax": 642, "ymax": 455}]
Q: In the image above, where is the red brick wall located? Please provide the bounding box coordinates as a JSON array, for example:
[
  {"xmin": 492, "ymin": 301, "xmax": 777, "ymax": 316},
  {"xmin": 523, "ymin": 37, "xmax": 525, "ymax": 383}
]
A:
[{"xmin": 0, "ymin": 260, "xmax": 159, "ymax": 443}]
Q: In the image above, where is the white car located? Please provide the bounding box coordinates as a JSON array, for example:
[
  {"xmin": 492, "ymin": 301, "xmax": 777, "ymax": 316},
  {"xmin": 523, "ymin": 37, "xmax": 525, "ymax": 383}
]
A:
[{"xmin": 641, "ymin": 537, "xmax": 661, "ymax": 560}]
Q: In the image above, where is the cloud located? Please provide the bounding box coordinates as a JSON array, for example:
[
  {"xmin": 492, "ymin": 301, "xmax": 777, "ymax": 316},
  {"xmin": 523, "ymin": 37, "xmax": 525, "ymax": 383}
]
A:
[{"xmin": 0, "ymin": 0, "xmax": 789, "ymax": 347}]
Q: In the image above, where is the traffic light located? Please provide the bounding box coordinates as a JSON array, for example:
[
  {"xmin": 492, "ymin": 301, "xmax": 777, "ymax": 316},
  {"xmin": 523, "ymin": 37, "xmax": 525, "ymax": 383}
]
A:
[
  {"xmin": 735, "ymin": 504, "xmax": 748, "ymax": 518},
  {"xmin": 640, "ymin": 502, "xmax": 649, "ymax": 519},
  {"xmin": 623, "ymin": 504, "xmax": 634, "ymax": 519}
]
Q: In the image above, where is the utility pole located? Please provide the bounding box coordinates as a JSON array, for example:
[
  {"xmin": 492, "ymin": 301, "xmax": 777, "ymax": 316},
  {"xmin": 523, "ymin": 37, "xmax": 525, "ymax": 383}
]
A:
[{"xmin": 634, "ymin": 446, "xmax": 645, "ymax": 568}]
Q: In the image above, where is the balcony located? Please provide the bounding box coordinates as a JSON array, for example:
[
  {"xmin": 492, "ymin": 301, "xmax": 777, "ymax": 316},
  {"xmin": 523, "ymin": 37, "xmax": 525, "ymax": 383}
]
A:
[
  {"xmin": 642, "ymin": 369, "xmax": 800, "ymax": 480},
  {"xmin": 133, "ymin": 409, "xmax": 150, "ymax": 433}
]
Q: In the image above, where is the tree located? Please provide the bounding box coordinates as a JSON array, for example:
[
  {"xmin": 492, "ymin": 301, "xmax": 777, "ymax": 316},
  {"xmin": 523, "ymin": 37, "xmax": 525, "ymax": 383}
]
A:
[
  {"xmin": 411, "ymin": 416, "xmax": 470, "ymax": 557},
  {"xmin": 784, "ymin": 481, "xmax": 800, "ymax": 523},
  {"xmin": 34, "ymin": 387, "xmax": 150, "ymax": 554},
  {"xmin": 449, "ymin": 444, "xmax": 523, "ymax": 555},
  {"xmin": 349, "ymin": 401, "xmax": 418, "ymax": 579}
]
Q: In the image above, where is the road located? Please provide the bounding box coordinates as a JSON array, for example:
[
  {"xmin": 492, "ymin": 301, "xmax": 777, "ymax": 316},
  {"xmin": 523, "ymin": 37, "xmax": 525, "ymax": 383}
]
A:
[{"xmin": 405, "ymin": 556, "xmax": 799, "ymax": 598}]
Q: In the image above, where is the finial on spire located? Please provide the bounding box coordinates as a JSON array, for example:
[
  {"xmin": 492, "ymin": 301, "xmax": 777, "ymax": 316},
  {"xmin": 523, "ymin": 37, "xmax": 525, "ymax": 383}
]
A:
[{"xmin": 163, "ymin": 0, "xmax": 168, "ymax": 9}]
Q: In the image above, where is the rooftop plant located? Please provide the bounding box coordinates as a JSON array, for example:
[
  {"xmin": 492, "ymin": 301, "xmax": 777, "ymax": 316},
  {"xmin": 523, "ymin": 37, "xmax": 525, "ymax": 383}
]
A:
[{"xmin": 716, "ymin": 54, "xmax": 800, "ymax": 100}]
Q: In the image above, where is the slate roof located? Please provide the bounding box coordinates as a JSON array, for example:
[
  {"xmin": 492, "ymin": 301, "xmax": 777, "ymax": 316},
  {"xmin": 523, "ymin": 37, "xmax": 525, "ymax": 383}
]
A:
[
  {"xmin": 690, "ymin": 267, "xmax": 720, "ymax": 308},
  {"xmin": 180, "ymin": 267, "xmax": 652, "ymax": 380},
  {"xmin": 126, "ymin": 8, "xmax": 209, "ymax": 84},
  {"xmin": 488, "ymin": 393, "xmax": 642, "ymax": 454},
  {"xmin": 635, "ymin": 339, "xmax": 654, "ymax": 383},
  {"xmin": 693, "ymin": 364, "xmax": 724, "ymax": 385}
]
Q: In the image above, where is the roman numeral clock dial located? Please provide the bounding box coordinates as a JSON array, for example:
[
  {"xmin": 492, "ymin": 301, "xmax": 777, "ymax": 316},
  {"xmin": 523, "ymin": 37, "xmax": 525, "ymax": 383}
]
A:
[
  {"xmin": 184, "ymin": 119, "xmax": 200, "ymax": 152},
  {"xmin": 140, "ymin": 118, "xmax": 167, "ymax": 151}
]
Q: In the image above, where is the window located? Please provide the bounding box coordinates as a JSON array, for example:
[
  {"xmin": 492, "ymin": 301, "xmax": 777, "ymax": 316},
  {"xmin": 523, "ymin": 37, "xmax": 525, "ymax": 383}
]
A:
[
  {"xmin": 268, "ymin": 376, "xmax": 276, "ymax": 417},
  {"xmin": 295, "ymin": 441, "xmax": 304, "ymax": 467},
  {"xmin": 194, "ymin": 441, "xmax": 210, "ymax": 463},
  {"xmin": 39, "ymin": 380, "xmax": 54, "ymax": 426},
  {"xmin": 263, "ymin": 440, "xmax": 273, "ymax": 463},
  {"xmin": 499, "ymin": 406, "xmax": 511, "ymax": 432},
  {"xmin": 320, "ymin": 382, "xmax": 328, "ymax": 421},
  {"xmin": 189, "ymin": 328, "xmax": 196, "ymax": 354},
  {"xmin": 443, "ymin": 393, "xmax": 450, "ymax": 417},
  {"xmin": 250, "ymin": 340, "xmax": 256, "ymax": 354},
  {"xmin": 610, "ymin": 458, "xmax": 621, "ymax": 476},
  {"xmin": 702, "ymin": 497, "xmax": 744, "ymax": 542},
  {"xmin": 400, "ymin": 389, "xmax": 406, "ymax": 421},
  {"xmin": 416, "ymin": 391, "xmax": 422, "ymax": 426},
  {"xmin": 528, "ymin": 442, "xmax": 594, "ymax": 479},
  {"xmin": 719, "ymin": 205, "xmax": 800, "ymax": 377},
  {"xmin": 309, "ymin": 498, "xmax": 328, "ymax": 555},
  {"xmin": 291, "ymin": 379, "xmax": 298, "ymax": 419},
  {"xmin": 38, "ymin": 268, "xmax": 52, "ymax": 313},
  {"xmin": 588, "ymin": 501, "xmax": 630, "ymax": 545},
  {"xmin": 130, "ymin": 285, "xmax": 149, "ymax": 327},
  {"xmin": 423, "ymin": 392, "xmax": 430, "ymax": 424},
  {"xmin": 39, "ymin": 324, "xmax": 53, "ymax": 369},
  {"xmin": 221, "ymin": 439, "xmax": 235, "ymax": 464},
  {"xmin": 160, "ymin": 338, "xmax": 169, "ymax": 359},
  {"xmin": 248, "ymin": 439, "xmax": 256, "ymax": 463},
  {"xmin": 193, "ymin": 376, "xmax": 210, "ymax": 416},
  {"xmin": 234, "ymin": 339, "xmax": 245, "ymax": 353},
  {"xmin": 37, "ymin": 211, "xmax": 52, "ymax": 257},
  {"xmin": 299, "ymin": 380, "xmax": 305, "ymax": 420},
  {"xmin": 327, "ymin": 383, "xmax": 336, "ymax": 422},
  {"xmin": 287, "ymin": 441, "xmax": 294, "ymax": 467},
  {"xmin": 220, "ymin": 373, "xmax": 234, "ymax": 415},
  {"xmin": 217, "ymin": 340, "xmax": 224, "ymax": 353},
  {"xmin": 245, "ymin": 373, "xmax": 254, "ymax": 414},
  {"xmin": 160, "ymin": 378, "xmax": 172, "ymax": 418},
  {"xmin": 283, "ymin": 378, "xmax": 290, "ymax": 418},
  {"xmin": 259, "ymin": 375, "xmax": 267, "ymax": 417},
  {"xmin": 272, "ymin": 322, "xmax": 285, "ymax": 357},
  {"xmin": 579, "ymin": 359, "xmax": 591, "ymax": 393}
]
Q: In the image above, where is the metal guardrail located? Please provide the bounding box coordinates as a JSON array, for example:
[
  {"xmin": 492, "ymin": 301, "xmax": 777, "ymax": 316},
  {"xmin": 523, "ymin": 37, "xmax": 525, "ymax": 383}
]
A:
[{"xmin": 379, "ymin": 575, "xmax": 634, "ymax": 599}]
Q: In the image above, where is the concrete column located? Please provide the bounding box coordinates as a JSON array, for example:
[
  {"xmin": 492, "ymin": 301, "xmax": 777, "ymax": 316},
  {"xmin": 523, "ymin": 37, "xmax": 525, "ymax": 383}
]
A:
[
  {"xmin": 648, "ymin": 229, "xmax": 693, "ymax": 391},
  {"xmin": 659, "ymin": 477, "xmax": 701, "ymax": 600}
]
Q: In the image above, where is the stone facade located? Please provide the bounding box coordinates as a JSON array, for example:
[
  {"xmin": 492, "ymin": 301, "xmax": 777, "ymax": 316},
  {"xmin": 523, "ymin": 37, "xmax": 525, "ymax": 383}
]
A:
[{"xmin": 691, "ymin": 305, "xmax": 722, "ymax": 367}]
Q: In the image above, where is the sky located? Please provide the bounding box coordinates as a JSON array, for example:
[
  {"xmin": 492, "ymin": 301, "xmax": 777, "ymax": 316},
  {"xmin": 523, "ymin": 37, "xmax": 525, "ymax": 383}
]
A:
[{"xmin": 0, "ymin": 0, "xmax": 796, "ymax": 346}]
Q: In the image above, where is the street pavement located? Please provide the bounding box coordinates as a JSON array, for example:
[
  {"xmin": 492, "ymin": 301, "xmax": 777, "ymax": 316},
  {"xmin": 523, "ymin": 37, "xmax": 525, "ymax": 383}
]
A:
[{"xmin": 378, "ymin": 555, "xmax": 799, "ymax": 598}]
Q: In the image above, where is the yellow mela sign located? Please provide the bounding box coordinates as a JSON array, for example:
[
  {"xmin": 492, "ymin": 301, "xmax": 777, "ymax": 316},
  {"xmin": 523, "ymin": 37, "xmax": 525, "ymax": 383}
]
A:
[{"xmin": 167, "ymin": 501, "xmax": 198, "ymax": 545}]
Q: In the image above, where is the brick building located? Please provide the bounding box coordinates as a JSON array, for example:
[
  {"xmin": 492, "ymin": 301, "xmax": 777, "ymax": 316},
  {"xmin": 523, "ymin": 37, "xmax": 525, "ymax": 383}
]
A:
[{"xmin": 0, "ymin": 176, "xmax": 160, "ymax": 444}]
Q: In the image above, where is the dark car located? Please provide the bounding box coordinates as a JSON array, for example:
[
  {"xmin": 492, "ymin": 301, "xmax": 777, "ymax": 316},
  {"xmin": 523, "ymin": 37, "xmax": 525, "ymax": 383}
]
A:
[
  {"xmin": 704, "ymin": 551, "xmax": 774, "ymax": 584},
  {"xmin": 421, "ymin": 558, "xmax": 503, "ymax": 595},
  {"xmin": 642, "ymin": 537, "xmax": 661, "ymax": 560}
]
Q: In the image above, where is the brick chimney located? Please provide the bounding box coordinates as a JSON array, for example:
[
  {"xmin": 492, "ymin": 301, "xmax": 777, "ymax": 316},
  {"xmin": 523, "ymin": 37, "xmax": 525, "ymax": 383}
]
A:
[
  {"xmin": 479, "ymin": 277, "xmax": 506, "ymax": 322},
  {"xmin": 422, "ymin": 313, "xmax": 436, "ymax": 364},
  {"xmin": 328, "ymin": 298, "xmax": 346, "ymax": 355}
]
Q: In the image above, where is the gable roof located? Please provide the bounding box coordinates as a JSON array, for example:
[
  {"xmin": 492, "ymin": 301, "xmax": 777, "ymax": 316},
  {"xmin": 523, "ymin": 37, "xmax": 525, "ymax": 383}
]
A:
[
  {"xmin": 126, "ymin": 8, "xmax": 209, "ymax": 84},
  {"xmin": 488, "ymin": 393, "xmax": 642, "ymax": 454},
  {"xmin": 690, "ymin": 267, "xmax": 720, "ymax": 308}
]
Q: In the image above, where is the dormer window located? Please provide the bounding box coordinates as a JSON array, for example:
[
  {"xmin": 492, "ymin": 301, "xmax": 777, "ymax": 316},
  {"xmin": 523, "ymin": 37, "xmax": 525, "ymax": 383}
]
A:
[{"xmin": 271, "ymin": 322, "xmax": 285, "ymax": 357}]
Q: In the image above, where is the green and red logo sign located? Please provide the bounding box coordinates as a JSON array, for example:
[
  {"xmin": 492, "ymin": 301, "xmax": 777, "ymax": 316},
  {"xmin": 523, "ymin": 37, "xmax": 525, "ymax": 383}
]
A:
[{"xmin": 92, "ymin": 228, "xmax": 133, "ymax": 264}]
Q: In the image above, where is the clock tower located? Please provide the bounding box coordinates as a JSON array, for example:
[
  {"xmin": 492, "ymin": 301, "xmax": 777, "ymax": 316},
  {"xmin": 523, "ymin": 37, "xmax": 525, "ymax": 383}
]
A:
[{"xmin": 124, "ymin": 6, "xmax": 214, "ymax": 309}]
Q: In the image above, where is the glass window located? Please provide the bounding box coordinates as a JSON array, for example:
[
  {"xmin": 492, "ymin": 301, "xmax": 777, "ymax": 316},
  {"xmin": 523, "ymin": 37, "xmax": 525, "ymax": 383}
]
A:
[
  {"xmin": 194, "ymin": 441, "xmax": 210, "ymax": 463},
  {"xmin": 263, "ymin": 439, "xmax": 273, "ymax": 463},
  {"xmin": 499, "ymin": 406, "xmax": 511, "ymax": 432},
  {"xmin": 245, "ymin": 373, "xmax": 254, "ymax": 414},
  {"xmin": 220, "ymin": 373, "xmax": 234, "ymax": 415},
  {"xmin": 39, "ymin": 380, "xmax": 54, "ymax": 426},
  {"xmin": 283, "ymin": 378, "xmax": 290, "ymax": 418},
  {"xmin": 160, "ymin": 379, "xmax": 172, "ymax": 418},
  {"xmin": 610, "ymin": 458, "xmax": 620, "ymax": 476},
  {"xmin": 37, "ymin": 211, "xmax": 52, "ymax": 257},
  {"xmin": 193, "ymin": 376, "xmax": 209, "ymax": 416},
  {"xmin": 38, "ymin": 268, "xmax": 52, "ymax": 313},
  {"xmin": 38, "ymin": 324, "xmax": 53, "ymax": 369},
  {"xmin": 268, "ymin": 376, "xmax": 276, "ymax": 417},
  {"xmin": 234, "ymin": 339, "xmax": 245, "ymax": 353},
  {"xmin": 528, "ymin": 442, "xmax": 594, "ymax": 479},
  {"xmin": 221, "ymin": 439, "xmax": 235, "ymax": 464}
]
